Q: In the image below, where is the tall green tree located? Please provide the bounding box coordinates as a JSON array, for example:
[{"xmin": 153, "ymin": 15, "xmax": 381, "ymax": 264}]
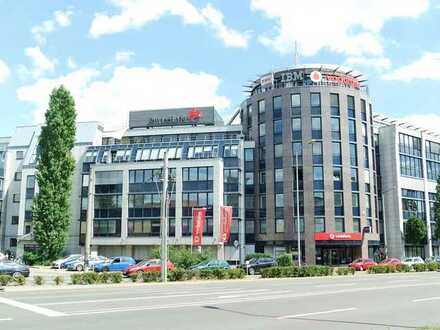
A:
[
  {"xmin": 405, "ymin": 216, "xmax": 427, "ymax": 245},
  {"xmin": 32, "ymin": 86, "xmax": 76, "ymax": 260},
  {"xmin": 433, "ymin": 175, "xmax": 440, "ymax": 240}
]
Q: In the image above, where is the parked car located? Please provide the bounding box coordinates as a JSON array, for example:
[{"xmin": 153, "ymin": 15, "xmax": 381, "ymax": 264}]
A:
[
  {"xmin": 402, "ymin": 257, "xmax": 425, "ymax": 267},
  {"xmin": 123, "ymin": 259, "xmax": 174, "ymax": 276},
  {"xmin": 51, "ymin": 254, "xmax": 82, "ymax": 269},
  {"xmin": 243, "ymin": 257, "xmax": 275, "ymax": 275},
  {"xmin": 66, "ymin": 256, "xmax": 108, "ymax": 271},
  {"xmin": 0, "ymin": 252, "xmax": 6, "ymax": 261},
  {"xmin": 349, "ymin": 258, "xmax": 377, "ymax": 271},
  {"xmin": 94, "ymin": 256, "xmax": 136, "ymax": 272},
  {"xmin": 379, "ymin": 258, "xmax": 402, "ymax": 266},
  {"xmin": 0, "ymin": 261, "xmax": 30, "ymax": 278},
  {"xmin": 190, "ymin": 260, "xmax": 230, "ymax": 270},
  {"xmin": 425, "ymin": 256, "xmax": 440, "ymax": 263}
]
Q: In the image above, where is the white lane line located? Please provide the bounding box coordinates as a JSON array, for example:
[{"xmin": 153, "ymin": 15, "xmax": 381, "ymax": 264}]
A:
[
  {"xmin": 218, "ymin": 290, "xmax": 289, "ymax": 299},
  {"xmin": 0, "ymin": 297, "xmax": 66, "ymax": 317},
  {"xmin": 0, "ymin": 318, "xmax": 13, "ymax": 321},
  {"xmin": 277, "ymin": 308, "xmax": 357, "ymax": 320},
  {"xmin": 413, "ymin": 296, "xmax": 440, "ymax": 303},
  {"xmin": 37, "ymin": 289, "xmax": 270, "ymax": 306}
]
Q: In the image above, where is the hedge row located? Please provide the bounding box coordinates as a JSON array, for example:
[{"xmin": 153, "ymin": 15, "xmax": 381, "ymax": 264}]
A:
[
  {"xmin": 130, "ymin": 268, "xmax": 246, "ymax": 283},
  {"xmin": 70, "ymin": 272, "xmax": 123, "ymax": 285},
  {"xmin": 260, "ymin": 265, "xmax": 338, "ymax": 278},
  {"xmin": 0, "ymin": 274, "xmax": 26, "ymax": 286},
  {"xmin": 367, "ymin": 262, "xmax": 440, "ymax": 274}
]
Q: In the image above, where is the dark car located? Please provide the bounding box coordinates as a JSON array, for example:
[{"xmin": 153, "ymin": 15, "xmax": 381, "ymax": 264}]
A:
[
  {"xmin": 190, "ymin": 260, "xmax": 230, "ymax": 270},
  {"xmin": 244, "ymin": 258, "xmax": 275, "ymax": 275},
  {"xmin": 0, "ymin": 261, "xmax": 30, "ymax": 278}
]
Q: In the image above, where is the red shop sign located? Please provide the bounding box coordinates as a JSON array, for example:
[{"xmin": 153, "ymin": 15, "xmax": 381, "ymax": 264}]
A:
[{"xmin": 314, "ymin": 232, "xmax": 362, "ymax": 241}]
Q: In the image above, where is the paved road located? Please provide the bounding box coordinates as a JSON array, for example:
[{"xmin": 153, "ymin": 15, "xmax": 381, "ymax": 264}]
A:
[{"xmin": 1, "ymin": 272, "xmax": 440, "ymax": 329}]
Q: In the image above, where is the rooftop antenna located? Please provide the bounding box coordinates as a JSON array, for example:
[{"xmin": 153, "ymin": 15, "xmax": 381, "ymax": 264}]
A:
[{"xmin": 294, "ymin": 41, "xmax": 299, "ymax": 67}]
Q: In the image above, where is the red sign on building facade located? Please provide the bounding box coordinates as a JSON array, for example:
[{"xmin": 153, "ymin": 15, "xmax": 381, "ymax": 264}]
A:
[
  {"xmin": 220, "ymin": 206, "xmax": 232, "ymax": 243},
  {"xmin": 314, "ymin": 232, "xmax": 363, "ymax": 241},
  {"xmin": 192, "ymin": 208, "xmax": 206, "ymax": 246}
]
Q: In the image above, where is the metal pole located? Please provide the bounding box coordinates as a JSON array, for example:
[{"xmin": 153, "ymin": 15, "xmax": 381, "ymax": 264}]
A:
[
  {"xmin": 295, "ymin": 151, "xmax": 301, "ymax": 267},
  {"xmin": 84, "ymin": 167, "xmax": 94, "ymax": 271},
  {"xmin": 160, "ymin": 152, "xmax": 169, "ymax": 283}
]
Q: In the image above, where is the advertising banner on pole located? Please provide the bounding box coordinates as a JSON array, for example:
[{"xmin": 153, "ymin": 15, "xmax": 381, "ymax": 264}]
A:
[
  {"xmin": 220, "ymin": 206, "xmax": 233, "ymax": 243},
  {"xmin": 192, "ymin": 208, "xmax": 206, "ymax": 246}
]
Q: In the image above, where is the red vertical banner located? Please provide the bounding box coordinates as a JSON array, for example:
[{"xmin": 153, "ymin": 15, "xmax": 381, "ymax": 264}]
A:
[
  {"xmin": 220, "ymin": 206, "xmax": 233, "ymax": 243},
  {"xmin": 192, "ymin": 208, "xmax": 206, "ymax": 246}
]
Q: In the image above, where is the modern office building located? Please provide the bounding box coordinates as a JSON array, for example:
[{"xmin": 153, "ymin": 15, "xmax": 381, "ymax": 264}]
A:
[
  {"xmin": 375, "ymin": 115, "xmax": 440, "ymax": 259},
  {"xmin": 240, "ymin": 64, "xmax": 381, "ymax": 265},
  {"xmin": 0, "ymin": 63, "xmax": 439, "ymax": 264}
]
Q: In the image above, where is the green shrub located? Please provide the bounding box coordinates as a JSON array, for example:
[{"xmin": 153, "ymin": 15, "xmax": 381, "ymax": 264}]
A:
[
  {"xmin": 367, "ymin": 265, "xmax": 396, "ymax": 274},
  {"xmin": 22, "ymin": 252, "xmax": 41, "ymax": 266},
  {"xmin": 212, "ymin": 268, "xmax": 227, "ymax": 280},
  {"xmin": 33, "ymin": 275, "xmax": 45, "ymax": 286},
  {"xmin": 142, "ymin": 271, "xmax": 161, "ymax": 283},
  {"xmin": 14, "ymin": 275, "xmax": 26, "ymax": 286},
  {"xmin": 150, "ymin": 246, "xmax": 212, "ymax": 270},
  {"xmin": 426, "ymin": 262, "xmax": 439, "ymax": 271},
  {"xmin": 245, "ymin": 253, "xmax": 271, "ymax": 261},
  {"xmin": 82, "ymin": 272, "xmax": 99, "ymax": 284},
  {"xmin": 261, "ymin": 266, "xmax": 333, "ymax": 278},
  {"xmin": 54, "ymin": 276, "xmax": 64, "ymax": 285},
  {"xmin": 276, "ymin": 254, "xmax": 293, "ymax": 267},
  {"xmin": 71, "ymin": 273, "xmax": 84, "ymax": 285},
  {"xmin": 185, "ymin": 270, "xmax": 199, "ymax": 280},
  {"xmin": 168, "ymin": 268, "xmax": 186, "ymax": 281},
  {"xmin": 336, "ymin": 267, "xmax": 355, "ymax": 275},
  {"xmin": 199, "ymin": 269, "xmax": 216, "ymax": 280},
  {"xmin": 395, "ymin": 264, "xmax": 411, "ymax": 272},
  {"xmin": 110, "ymin": 272, "xmax": 123, "ymax": 284},
  {"xmin": 0, "ymin": 275, "xmax": 12, "ymax": 286},
  {"xmin": 129, "ymin": 273, "xmax": 141, "ymax": 283},
  {"xmin": 227, "ymin": 268, "xmax": 245, "ymax": 279},
  {"xmin": 98, "ymin": 272, "xmax": 111, "ymax": 284},
  {"xmin": 413, "ymin": 263, "xmax": 427, "ymax": 272}
]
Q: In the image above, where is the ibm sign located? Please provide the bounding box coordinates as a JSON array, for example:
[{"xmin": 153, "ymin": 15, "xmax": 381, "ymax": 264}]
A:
[{"xmin": 129, "ymin": 107, "xmax": 219, "ymax": 129}]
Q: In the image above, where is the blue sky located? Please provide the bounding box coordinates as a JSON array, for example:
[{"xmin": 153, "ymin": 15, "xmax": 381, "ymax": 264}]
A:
[{"xmin": 1, "ymin": 0, "xmax": 440, "ymax": 136}]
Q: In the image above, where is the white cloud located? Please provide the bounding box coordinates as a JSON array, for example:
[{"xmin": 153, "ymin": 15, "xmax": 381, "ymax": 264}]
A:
[
  {"xmin": 67, "ymin": 56, "xmax": 77, "ymax": 69},
  {"xmin": 346, "ymin": 56, "xmax": 392, "ymax": 71},
  {"xmin": 397, "ymin": 114, "xmax": 440, "ymax": 134},
  {"xmin": 251, "ymin": 0, "xmax": 428, "ymax": 57},
  {"xmin": 0, "ymin": 59, "xmax": 10, "ymax": 83},
  {"xmin": 16, "ymin": 64, "xmax": 230, "ymax": 130},
  {"xmin": 382, "ymin": 52, "xmax": 440, "ymax": 81},
  {"xmin": 115, "ymin": 51, "xmax": 135, "ymax": 64},
  {"xmin": 24, "ymin": 46, "xmax": 56, "ymax": 78},
  {"xmin": 32, "ymin": 9, "xmax": 73, "ymax": 44},
  {"xmin": 89, "ymin": 0, "xmax": 249, "ymax": 48}
]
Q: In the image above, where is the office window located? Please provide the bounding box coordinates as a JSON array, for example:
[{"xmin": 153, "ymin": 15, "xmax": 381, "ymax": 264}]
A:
[
  {"xmin": 334, "ymin": 192, "xmax": 344, "ymax": 216},
  {"xmin": 361, "ymin": 99, "xmax": 367, "ymax": 121},
  {"xmin": 275, "ymin": 169, "xmax": 283, "ymax": 182},
  {"xmin": 352, "ymin": 192, "xmax": 360, "ymax": 216},
  {"xmin": 348, "ymin": 119, "xmax": 357, "ymax": 142},
  {"xmin": 11, "ymin": 216, "xmax": 19, "ymax": 225},
  {"xmin": 244, "ymin": 149, "xmax": 254, "ymax": 162},
  {"xmin": 223, "ymin": 145, "xmax": 238, "ymax": 158},
  {"xmin": 364, "ymin": 146, "xmax": 370, "ymax": 168},
  {"xmin": 245, "ymin": 172, "xmax": 254, "ymax": 185},
  {"xmin": 10, "ymin": 238, "xmax": 17, "ymax": 248},
  {"xmin": 314, "ymin": 191, "xmax": 324, "ymax": 215},
  {"xmin": 399, "ymin": 133, "xmax": 422, "ymax": 157},
  {"xmin": 347, "ymin": 95, "xmax": 355, "ymax": 118},
  {"xmin": 273, "ymin": 119, "xmax": 283, "ymax": 135},
  {"xmin": 293, "ymin": 167, "xmax": 304, "ymax": 190},
  {"xmin": 274, "ymin": 144, "xmax": 283, "ymax": 158},
  {"xmin": 402, "ymin": 189, "xmax": 426, "ymax": 220},
  {"xmin": 294, "ymin": 217, "xmax": 305, "ymax": 233},
  {"xmin": 247, "ymin": 105, "xmax": 253, "ymax": 127},
  {"xmin": 259, "ymin": 123, "xmax": 266, "ymax": 137},
  {"xmin": 273, "ymin": 96, "xmax": 282, "ymax": 119},
  {"xmin": 333, "ymin": 167, "xmax": 343, "ymax": 190},
  {"xmin": 275, "ymin": 194, "xmax": 284, "ymax": 208},
  {"xmin": 335, "ymin": 217, "xmax": 345, "ymax": 232},
  {"xmin": 311, "ymin": 117, "xmax": 322, "ymax": 139},
  {"xmin": 259, "ymin": 171, "xmax": 266, "ymax": 185},
  {"xmin": 292, "ymin": 142, "xmax": 302, "ymax": 164},
  {"xmin": 426, "ymin": 140, "xmax": 440, "ymax": 161},
  {"xmin": 259, "ymin": 219, "xmax": 267, "ymax": 234},
  {"xmin": 351, "ymin": 168, "xmax": 359, "ymax": 191},
  {"xmin": 362, "ymin": 123, "xmax": 368, "ymax": 145},
  {"xmin": 258, "ymin": 99, "xmax": 265, "ymax": 118},
  {"xmin": 353, "ymin": 218, "xmax": 361, "ymax": 232},
  {"xmin": 275, "ymin": 219, "xmax": 285, "ymax": 233},
  {"xmin": 292, "ymin": 118, "xmax": 301, "ymax": 140},
  {"xmin": 291, "ymin": 94, "xmax": 301, "ymax": 115},
  {"xmin": 366, "ymin": 194, "xmax": 372, "ymax": 217},
  {"xmin": 310, "ymin": 93, "xmax": 321, "ymax": 114},
  {"xmin": 350, "ymin": 144, "xmax": 358, "ymax": 166},
  {"xmin": 400, "ymin": 154, "xmax": 423, "ymax": 178},
  {"xmin": 314, "ymin": 217, "xmax": 325, "ymax": 232},
  {"xmin": 331, "ymin": 117, "xmax": 341, "ymax": 140},
  {"xmin": 330, "ymin": 93, "xmax": 340, "ymax": 116},
  {"xmin": 13, "ymin": 194, "xmax": 20, "ymax": 203},
  {"xmin": 16, "ymin": 151, "xmax": 24, "ymax": 160},
  {"xmin": 332, "ymin": 142, "xmax": 342, "ymax": 165},
  {"xmin": 14, "ymin": 172, "xmax": 22, "ymax": 181},
  {"xmin": 259, "ymin": 194, "xmax": 266, "ymax": 209},
  {"xmin": 312, "ymin": 141, "xmax": 323, "ymax": 164},
  {"xmin": 313, "ymin": 166, "xmax": 324, "ymax": 190}
]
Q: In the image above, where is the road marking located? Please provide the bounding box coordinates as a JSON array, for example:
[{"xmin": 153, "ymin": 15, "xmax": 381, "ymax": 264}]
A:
[
  {"xmin": 277, "ymin": 307, "xmax": 357, "ymax": 320},
  {"xmin": 314, "ymin": 283, "xmax": 356, "ymax": 288},
  {"xmin": 0, "ymin": 318, "xmax": 12, "ymax": 321},
  {"xmin": 413, "ymin": 296, "xmax": 440, "ymax": 303},
  {"xmin": 0, "ymin": 297, "xmax": 66, "ymax": 317},
  {"xmin": 37, "ymin": 289, "xmax": 270, "ymax": 306},
  {"xmin": 218, "ymin": 290, "xmax": 289, "ymax": 299}
]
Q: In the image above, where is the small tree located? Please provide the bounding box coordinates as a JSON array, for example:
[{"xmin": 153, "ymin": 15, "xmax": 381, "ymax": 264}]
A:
[
  {"xmin": 405, "ymin": 217, "xmax": 427, "ymax": 245},
  {"xmin": 32, "ymin": 86, "xmax": 76, "ymax": 260},
  {"xmin": 433, "ymin": 176, "xmax": 440, "ymax": 241}
]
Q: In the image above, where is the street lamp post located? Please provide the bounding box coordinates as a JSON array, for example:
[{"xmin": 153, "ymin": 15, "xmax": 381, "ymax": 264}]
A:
[
  {"xmin": 295, "ymin": 150, "xmax": 301, "ymax": 267},
  {"xmin": 160, "ymin": 151, "xmax": 169, "ymax": 283}
]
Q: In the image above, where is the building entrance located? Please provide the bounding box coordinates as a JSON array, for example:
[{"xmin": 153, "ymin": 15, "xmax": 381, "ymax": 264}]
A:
[{"xmin": 316, "ymin": 246, "xmax": 361, "ymax": 265}]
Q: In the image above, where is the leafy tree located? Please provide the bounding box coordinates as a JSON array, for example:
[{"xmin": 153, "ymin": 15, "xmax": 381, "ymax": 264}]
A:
[
  {"xmin": 433, "ymin": 176, "xmax": 440, "ymax": 240},
  {"xmin": 405, "ymin": 216, "xmax": 427, "ymax": 245},
  {"xmin": 32, "ymin": 86, "xmax": 76, "ymax": 260}
]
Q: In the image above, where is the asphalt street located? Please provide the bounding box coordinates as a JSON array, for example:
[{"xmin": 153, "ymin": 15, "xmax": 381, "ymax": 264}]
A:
[{"xmin": 1, "ymin": 272, "xmax": 440, "ymax": 329}]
